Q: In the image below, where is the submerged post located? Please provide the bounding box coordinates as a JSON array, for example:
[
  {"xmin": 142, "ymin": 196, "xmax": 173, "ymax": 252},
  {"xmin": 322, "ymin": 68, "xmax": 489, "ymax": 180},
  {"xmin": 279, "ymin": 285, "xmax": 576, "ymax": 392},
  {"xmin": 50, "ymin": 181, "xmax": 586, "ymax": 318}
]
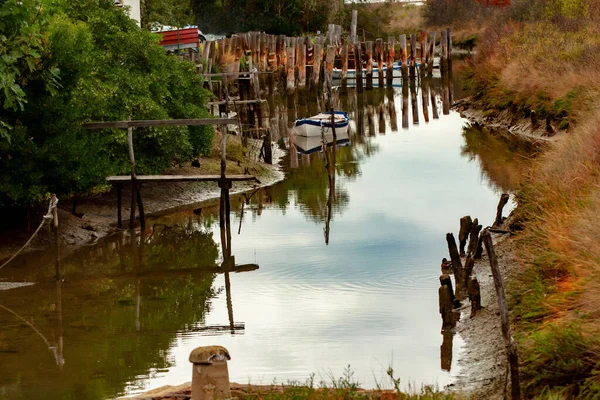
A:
[
  {"xmin": 409, "ymin": 33, "xmax": 416, "ymax": 79},
  {"xmin": 376, "ymin": 38, "xmax": 384, "ymax": 88},
  {"xmin": 365, "ymin": 41, "xmax": 373, "ymax": 90},
  {"xmin": 428, "ymin": 31, "xmax": 436, "ymax": 76},
  {"xmin": 189, "ymin": 346, "xmax": 231, "ymax": 400},
  {"xmin": 400, "ymin": 34, "xmax": 408, "ymax": 81},
  {"xmin": 387, "ymin": 36, "xmax": 395, "ymax": 85}
]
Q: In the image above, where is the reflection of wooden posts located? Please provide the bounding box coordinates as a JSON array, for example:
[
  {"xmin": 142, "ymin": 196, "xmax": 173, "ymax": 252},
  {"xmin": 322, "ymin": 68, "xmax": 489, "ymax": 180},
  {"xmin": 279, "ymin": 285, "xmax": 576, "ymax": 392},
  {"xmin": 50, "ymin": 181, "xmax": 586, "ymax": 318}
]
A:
[
  {"xmin": 442, "ymin": 73, "xmax": 450, "ymax": 115},
  {"xmin": 286, "ymin": 39, "xmax": 295, "ymax": 91},
  {"xmin": 420, "ymin": 30, "xmax": 427, "ymax": 77},
  {"xmin": 400, "ymin": 35, "xmax": 408, "ymax": 80},
  {"xmin": 410, "ymin": 78, "xmax": 419, "ymax": 125},
  {"xmin": 430, "ymin": 79, "xmax": 439, "ymax": 119},
  {"xmin": 409, "ymin": 34, "xmax": 416, "ymax": 79},
  {"xmin": 441, "ymin": 330, "xmax": 453, "ymax": 372},
  {"xmin": 365, "ymin": 41, "xmax": 373, "ymax": 90},
  {"xmin": 387, "ymin": 88, "xmax": 397, "ymax": 131},
  {"xmin": 355, "ymin": 44, "xmax": 364, "ymax": 93},
  {"xmin": 440, "ymin": 29, "xmax": 448, "ymax": 76},
  {"xmin": 387, "ymin": 36, "xmax": 395, "ymax": 85},
  {"xmin": 376, "ymin": 38, "xmax": 384, "ymax": 88},
  {"xmin": 428, "ymin": 32, "xmax": 436, "ymax": 77},
  {"xmin": 378, "ymin": 104, "xmax": 385, "ymax": 134},
  {"xmin": 494, "ymin": 193, "xmax": 510, "ymax": 227},
  {"xmin": 422, "ymin": 78, "xmax": 429, "ymax": 123},
  {"xmin": 402, "ymin": 80, "xmax": 409, "ymax": 129},
  {"xmin": 481, "ymin": 229, "xmax": 521, "ymax": 400},
  {"xmin": 439, "ymin": 284, "xmax": 455, "ymax": 330},
  {"xmin": 189, "ymin": 346, "xmax": 231, "ymax": 400},
  {"xmin": 367, "ymin": 104, "xmax": 375, "ymax": 136},
  {"xmin": 289, "ymin": 133, "xmax": 299, "ymax": 169},
  {"xmin": 127, "ymin": 125, "xmax": 145, "ymax": 229},
  {"xmin": 459, "ymin": 215, "xmax": 473, "ymax": 256}
]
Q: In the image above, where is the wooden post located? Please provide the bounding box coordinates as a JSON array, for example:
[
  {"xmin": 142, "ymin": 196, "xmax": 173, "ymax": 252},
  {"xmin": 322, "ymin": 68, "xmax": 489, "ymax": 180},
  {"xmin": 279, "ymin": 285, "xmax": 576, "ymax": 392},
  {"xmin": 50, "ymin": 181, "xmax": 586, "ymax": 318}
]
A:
[
  {"xmin": 428, "ymin": 32, "xmax": 436, "ymax": 76},
  {"xmin": 481, "ymin": 229, "xmax": 521, "ymax": 400},
  {"xmin": 430, "ymin": 78, "xmax": 439, "ymax": 119},
  {"xmin": 376, "ymin": 38, "xmax": 384, "ymax": 88},
  {"xmin": 410, "ymin": 78, "xmax": 419, "ymax": 125},
  {"xmin": 440, "ymin": 29, "xmax": 448, "ymax": 76},
  {"xmin": 420, "ymin": 30, "xmax": 427, "ymax": 77},
  {"xmin": 439, "ymin": 274, "xmax": 456, "ymax": 304},
  {"xmin": 365, "ymin": 41, "xmax": 373, "ymax": 90},
  {"xmin": 286, "ymin": 39, "xmax": 296, "ymax": 92},
  {"xmin": 341, "ymin": 43, "xmax": 349, "ymax": 87},
  {"xmin": 127, "ymin": 125, "xmax": 137, "ymax": 229},
  {"xmin": 459, "ymin": 216, "xmax": 474, "ymax": 256},
  {"xmin": 387, "ymin": 87, "xmax": 397, "ymax": 131},
  {"xmin": 313, "ymin": 41, "xmax": 323, "ymax": 91},
  {"xmin": 410, "ymin": 34, "xmax": 416, "ymax": 79},
  {"xmin": 439, "ymin": 284, "xmax": 455, "ymax": 330},
  {"xmin": 387, "ymin": 36, "xmax": 395, "ymax": 85},
  {"xmin": 400, "ymin": 34, "xmax": 408, "ymax": 80},
  {"xmin": 323, "ymin": 45, "xmax": 335, "ymax": 109},
  {"xmin": 350, "ymin": 10, "xmax": 358, "ymax": 45},
  {"xmin": 297, "ymin": 37, "xmax": 306, "ymax": 89},
  {"xmin": 447, "ymin": 27, "xmax": 452, "ymax": 72},
  {"xmin": 467, "ymin": 219, "xmax": 483, "ymax": 257},
  {"xmin": 494, "ymin": 193, "xmax": 510, "ymax": 227},
  {"xmin": 355, "ymin": 44, "xmax": 363, "ymax": 93},
  {"xmin": 422, "ymin": 77, "xmax": 429, "ymax": 123},
  {"xmin": 446, "ymin": 233, "xmax": 465, "ymax": 300}
]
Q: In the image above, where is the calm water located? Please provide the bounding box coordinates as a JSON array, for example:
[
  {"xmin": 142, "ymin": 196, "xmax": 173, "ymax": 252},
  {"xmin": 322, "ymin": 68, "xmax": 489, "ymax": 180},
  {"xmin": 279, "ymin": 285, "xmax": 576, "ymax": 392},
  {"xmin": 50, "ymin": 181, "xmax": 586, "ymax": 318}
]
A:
[{"xmin": 0, "ymin": 74, "xmax": 533, "ymax": 399}]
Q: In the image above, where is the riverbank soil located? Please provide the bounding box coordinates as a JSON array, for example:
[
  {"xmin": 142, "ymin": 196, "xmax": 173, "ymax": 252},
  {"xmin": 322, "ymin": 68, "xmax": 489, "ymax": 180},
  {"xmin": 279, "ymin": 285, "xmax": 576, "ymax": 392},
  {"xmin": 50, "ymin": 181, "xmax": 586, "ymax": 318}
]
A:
[{"xmin": 0, "ymin": 147, "xmax": 284, "ymax": 266}]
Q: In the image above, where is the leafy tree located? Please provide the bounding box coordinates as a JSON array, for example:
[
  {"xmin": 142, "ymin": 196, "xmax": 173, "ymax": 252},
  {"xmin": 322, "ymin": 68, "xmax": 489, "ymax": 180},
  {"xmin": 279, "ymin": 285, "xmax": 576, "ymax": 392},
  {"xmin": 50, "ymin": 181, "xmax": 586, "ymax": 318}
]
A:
[{"xmin": 0, "ymin": 0, "xmax": 214, "ymax": 207}]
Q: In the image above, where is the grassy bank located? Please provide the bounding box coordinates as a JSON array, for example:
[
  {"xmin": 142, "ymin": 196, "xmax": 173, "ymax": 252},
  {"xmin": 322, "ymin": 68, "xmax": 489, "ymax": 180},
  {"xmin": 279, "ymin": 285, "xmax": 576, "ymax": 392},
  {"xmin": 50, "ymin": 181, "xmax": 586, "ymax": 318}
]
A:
[{"xmin": 459, "ymin": 3, "xmax": 600, "ymax": 397}]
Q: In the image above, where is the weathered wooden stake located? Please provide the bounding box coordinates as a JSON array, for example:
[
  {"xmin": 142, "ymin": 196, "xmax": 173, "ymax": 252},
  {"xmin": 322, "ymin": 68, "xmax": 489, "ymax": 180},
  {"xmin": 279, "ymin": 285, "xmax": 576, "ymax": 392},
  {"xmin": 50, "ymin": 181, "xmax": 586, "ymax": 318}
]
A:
[
  {"xmin": 428, "ymin": 32, "xmax": 436, "ymax": 76},
  {"xmin": 355, "ymin": 44, "xmax": 363, "ymax": 93},
  {"xmin": 481, "ymin": 229, "xmax": 521, "ymax": 400},
  {"xmin": 400, "ymin": 34, "xmax": 408, "ymax": 80},
  {"xmin": 420, "ymin": 30, "xmax": 427, "ymax": 77},
  {"xmin": 350, "ymin": 10, "xmax": 358, "ymax": 44},
  {"xmin": 324, "ymin": 45, "xmax": 335, "ymax": 110},
  {"xmin": 286, "ymin": 39, "xmax": 296, "ymax": 91},
  {"xmin": 365, "ymin": 41, "xmax": 373, "ymax": 90},
  {"xmin": 467, "ymin": 220, "xmax": 483, "ymax": 256},
  {"xmin": 446, "ymin": 233, "xmax": 465, "ymax": 300},
  {"xmin": 494, "ymin": 193, "xmax": 510, "ymax": 227},
  {"xmin": 297, "ymin": 37, "xmax": 306, "ymax": 89},
  {"xmin": 387, "ymin": 36, "xmax": 395, "ymax": 85},
  {"xmin": 440, "ymin": 29, "xmax": 448, "ymax": 76},
  {"xmin": 341, "ymin": 43, "xmax": 349, "ymax": 87},
  {"xmin": 376, "ymin": 38, "xmax": 384, "ymax": 88},
  {"xmin": 439, "ymin": 284, "xmax": 455, "ymax": 330},
  {"xmin": 459, "ymin": 215, "xmax": 474, "ymax": 256},
  {"xmin": 447, "ymin": 27, "xmax": 453, "ymax": 72},
  {"xmin": 409, "ymin": 34, "xmax": 417, "ymax": 79},
  {"xmin": 313, "ymin": 40, "xmax": 323, "ymax": 91}
]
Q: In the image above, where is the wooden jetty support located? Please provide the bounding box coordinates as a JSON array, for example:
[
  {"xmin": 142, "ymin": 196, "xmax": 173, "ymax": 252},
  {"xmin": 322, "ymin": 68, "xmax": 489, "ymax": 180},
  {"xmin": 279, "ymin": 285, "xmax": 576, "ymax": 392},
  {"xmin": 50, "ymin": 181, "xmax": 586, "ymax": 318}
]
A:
[{"xmin": 83, "ymin": 118, "xmax": 258, "ymax": 230}]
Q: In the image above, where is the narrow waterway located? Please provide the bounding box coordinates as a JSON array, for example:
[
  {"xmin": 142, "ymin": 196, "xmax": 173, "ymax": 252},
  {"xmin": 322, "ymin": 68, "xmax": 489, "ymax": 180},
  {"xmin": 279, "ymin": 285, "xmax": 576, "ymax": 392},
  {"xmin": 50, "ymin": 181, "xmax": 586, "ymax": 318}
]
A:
[{"xmin": 0, "ymin": 71, "xmax": 537, "ymax": 399}]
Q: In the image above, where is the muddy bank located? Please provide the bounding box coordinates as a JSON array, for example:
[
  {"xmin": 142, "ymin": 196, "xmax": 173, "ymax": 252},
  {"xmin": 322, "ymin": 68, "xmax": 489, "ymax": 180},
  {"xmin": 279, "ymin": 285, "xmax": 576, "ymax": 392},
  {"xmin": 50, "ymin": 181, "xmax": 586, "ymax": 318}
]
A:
[
  {"xmin": 0, "ymin": 146, "xmax": 285, "ymax": 269},
  {"xmin": 454, "ymin": 97, "xmax": 562, "ymax": 143},
  {"xmin": 451, "ymin": 226, "xmax": 518, "ymax": 399}
]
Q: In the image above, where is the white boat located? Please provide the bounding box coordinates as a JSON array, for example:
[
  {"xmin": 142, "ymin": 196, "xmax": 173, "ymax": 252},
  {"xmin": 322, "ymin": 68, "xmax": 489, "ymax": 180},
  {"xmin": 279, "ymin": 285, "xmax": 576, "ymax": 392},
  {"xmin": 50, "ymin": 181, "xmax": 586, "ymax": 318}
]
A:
[
  {"xmin": 293, "ymin": 128, "xmax": 350, "ymax": 155},
  {"xmin": 293, "ymin": 111, "xmax": 349, "ymax": 137}
]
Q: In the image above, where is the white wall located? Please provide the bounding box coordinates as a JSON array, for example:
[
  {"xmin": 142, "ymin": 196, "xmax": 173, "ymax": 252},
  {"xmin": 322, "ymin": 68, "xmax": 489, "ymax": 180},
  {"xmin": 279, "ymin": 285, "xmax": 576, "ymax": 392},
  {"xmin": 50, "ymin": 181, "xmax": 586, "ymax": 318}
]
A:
[{"xmin": 122, "ymin": 0, "xmax": 141, "ymax": 27}]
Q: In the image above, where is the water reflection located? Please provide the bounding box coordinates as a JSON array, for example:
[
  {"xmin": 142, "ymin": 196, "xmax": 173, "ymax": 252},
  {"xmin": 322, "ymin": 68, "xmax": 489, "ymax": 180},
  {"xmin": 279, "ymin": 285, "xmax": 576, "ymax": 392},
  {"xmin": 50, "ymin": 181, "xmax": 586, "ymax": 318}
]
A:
[{"xmin": 0, "ymin": 65, "xmax": 533, "ymax": 397}]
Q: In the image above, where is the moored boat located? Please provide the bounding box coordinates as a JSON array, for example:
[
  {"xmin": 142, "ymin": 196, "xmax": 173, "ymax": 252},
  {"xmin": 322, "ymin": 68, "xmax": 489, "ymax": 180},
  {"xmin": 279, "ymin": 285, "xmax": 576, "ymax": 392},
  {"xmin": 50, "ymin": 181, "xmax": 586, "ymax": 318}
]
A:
[{"xmin": 293, "ymin": 111, "xmax": 349, "ymax": 138}]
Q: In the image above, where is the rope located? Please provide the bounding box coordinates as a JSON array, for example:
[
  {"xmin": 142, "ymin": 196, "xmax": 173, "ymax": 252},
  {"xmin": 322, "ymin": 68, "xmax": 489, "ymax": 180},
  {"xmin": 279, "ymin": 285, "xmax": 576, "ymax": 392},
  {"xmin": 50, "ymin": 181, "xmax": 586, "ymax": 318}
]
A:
[{"xmin": 0, "ymin": 196, "xmax": 58, "ymax": 270}]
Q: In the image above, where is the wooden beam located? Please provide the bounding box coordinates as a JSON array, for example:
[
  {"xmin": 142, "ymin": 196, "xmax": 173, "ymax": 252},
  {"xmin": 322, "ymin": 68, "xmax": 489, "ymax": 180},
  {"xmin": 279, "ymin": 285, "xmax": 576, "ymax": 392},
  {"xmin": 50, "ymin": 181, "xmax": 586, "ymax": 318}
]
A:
[
  {"xmin": 106, "ymin": 174, "xmax": 258, "ymax": 183},
  {"xmin": 82, "ymin": 118, "xmax": 237, "ymax": 129}
]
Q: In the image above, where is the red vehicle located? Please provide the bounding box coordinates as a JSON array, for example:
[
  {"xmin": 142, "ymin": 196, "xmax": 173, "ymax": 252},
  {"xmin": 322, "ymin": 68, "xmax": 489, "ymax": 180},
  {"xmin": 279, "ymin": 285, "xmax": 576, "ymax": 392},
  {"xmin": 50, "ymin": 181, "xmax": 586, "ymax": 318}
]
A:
[{"xmin": 155, "ymin": 27, "xmax": 206, "ymax": 53}]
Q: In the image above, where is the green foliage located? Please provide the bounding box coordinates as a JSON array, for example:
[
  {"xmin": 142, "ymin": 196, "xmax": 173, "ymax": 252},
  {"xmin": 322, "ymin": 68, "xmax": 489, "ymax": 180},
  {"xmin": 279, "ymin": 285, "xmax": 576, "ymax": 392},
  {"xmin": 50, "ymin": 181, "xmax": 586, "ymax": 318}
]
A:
[
  {"xmin": 0, "ymin": 0, "xmax": 214, "ymax": 207},
  {"xmin": 0, "ymin": 0, "xmax": 60, "ymax": 142}
]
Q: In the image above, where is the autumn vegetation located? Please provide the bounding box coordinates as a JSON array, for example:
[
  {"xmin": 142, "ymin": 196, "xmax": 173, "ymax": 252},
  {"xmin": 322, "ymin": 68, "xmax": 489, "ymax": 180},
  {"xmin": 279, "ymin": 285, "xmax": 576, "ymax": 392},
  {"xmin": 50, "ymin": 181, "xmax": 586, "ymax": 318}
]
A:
[{"xmin": 430, "ymin": 0, "xmax": 600, "ymax": 397}]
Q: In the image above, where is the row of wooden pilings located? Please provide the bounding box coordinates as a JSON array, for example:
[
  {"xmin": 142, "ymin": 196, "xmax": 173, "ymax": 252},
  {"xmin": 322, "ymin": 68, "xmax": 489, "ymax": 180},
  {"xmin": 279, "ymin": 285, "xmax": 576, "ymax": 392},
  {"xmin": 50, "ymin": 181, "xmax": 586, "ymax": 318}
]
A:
[
  {"xmin": 439, "ymin": 193, "xmax": 521, "ymax": 399},
  {"xmin": 188, "ymin": 24, "xmax": 454, "ymax": 95}
]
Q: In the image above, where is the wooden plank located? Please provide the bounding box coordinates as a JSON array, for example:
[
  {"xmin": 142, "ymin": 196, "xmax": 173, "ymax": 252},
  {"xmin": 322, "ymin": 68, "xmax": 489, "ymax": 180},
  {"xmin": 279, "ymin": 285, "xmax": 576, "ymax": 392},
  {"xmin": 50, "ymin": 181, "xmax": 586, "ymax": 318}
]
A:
[
  {"xmin": 83, "ymin": 118, "xmax": 237, "ymax": 129},
  {"xmin": 106, "ymin": 174, "xmax": 258, "ymax": 183},
  {"xmin": 208, "ymin": 99, "xmax": 266, "ymax": 106}
]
